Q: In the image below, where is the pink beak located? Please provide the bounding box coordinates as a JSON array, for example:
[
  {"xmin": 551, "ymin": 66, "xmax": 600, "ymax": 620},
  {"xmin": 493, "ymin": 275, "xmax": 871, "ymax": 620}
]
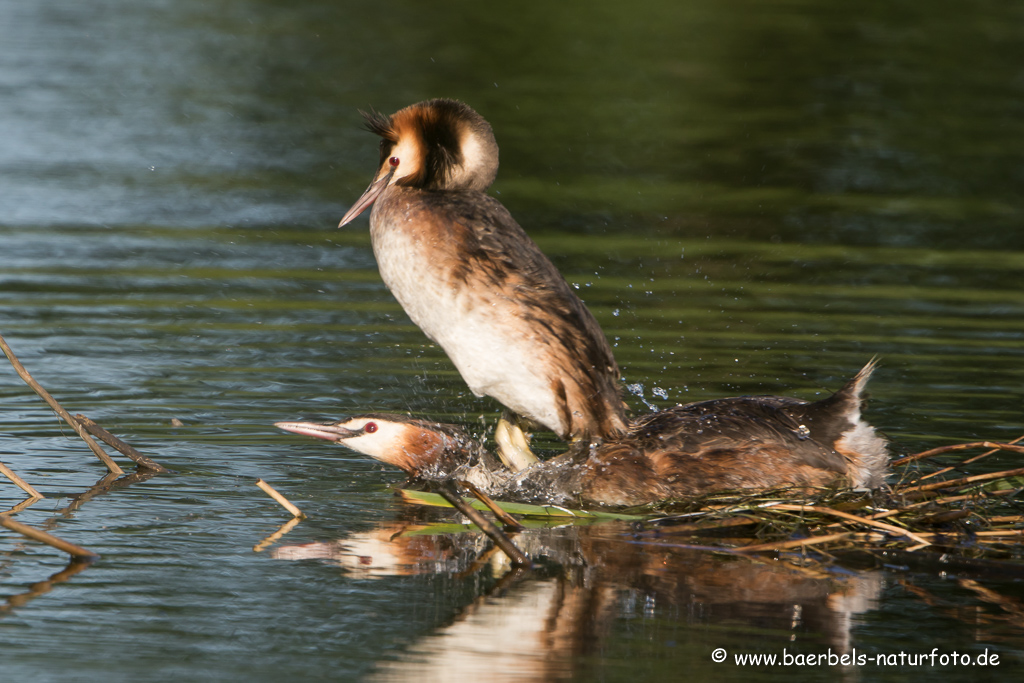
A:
[
  {"xmin": 275, "ymin": 421, "xmax": 360, "ymax": 442},
  {"xmin": 338, "ymin": 165, "xmax": 397, "ymax": 227}
]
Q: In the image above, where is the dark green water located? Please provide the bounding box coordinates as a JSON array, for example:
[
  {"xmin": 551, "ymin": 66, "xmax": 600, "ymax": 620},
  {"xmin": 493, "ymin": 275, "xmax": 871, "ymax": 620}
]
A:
[{"xmin": 1, "ymin": 1, "xmax": 1023, "ymax": 680}]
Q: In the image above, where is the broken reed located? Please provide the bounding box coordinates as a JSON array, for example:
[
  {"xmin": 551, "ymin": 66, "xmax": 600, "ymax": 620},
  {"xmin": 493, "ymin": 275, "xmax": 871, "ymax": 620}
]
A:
[
  {"xmin": 0, "ymin": 333, "xmax": 168, "ymax": 479},
  {"xmin": 1, "ymin": 332, "xmax": 171, "ymax": 578},
  {"xmin": 255, "ymin": 479, "xmax": 305, "ymax": 519},
  {"xmin": 0, "ymin": 515, "xmax": 99, "ymax": 560}
]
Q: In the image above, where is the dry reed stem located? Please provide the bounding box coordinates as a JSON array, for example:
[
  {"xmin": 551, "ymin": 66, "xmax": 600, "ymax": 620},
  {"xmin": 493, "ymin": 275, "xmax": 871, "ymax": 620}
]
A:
[
  {"xmin": 899, "ymin": 466, "xmax": 1024, "ymax": 495},
  {"xmin": 893, "ymin": 441, "xmax": 1024, "ymax": 467},
  {"xmin": 0, "ymin": 334, "xmax": 123, "ymax": 476},
  {"xmin": 830, "ymin": 490, "xmax": 1009, "ymax": 527},
  {"xmin": 862, "ymin": 508, "xmax": 905, "ymax": 521},
  {"xmin": 862, "ymin": 497, "xmax": 956, "ymax": 521},
  {"xmin": 771, "ymin": 504, "xmax": 932, "ymax": 547},
  {"xmin": 0, "ymin": 515, "xmax": 99, "ymax": 558},
  {"xmin": 986, "ymin": 515, "xmax": 1024, "ymax": 524},
  {"xmin": 927, "ymin": 488, "xmax": 1017, "ymax": 505},
  {"xmin": 915, "ymin": 435, "xmax": 1024, "ymax": 482},
  {"xmin": 846, "ymin": 532, "xmax": 890, "ymax": 543},
  {"xmin": 461, "ymin": 480, "xmax": 525, "ymax": 531},
  {"xmin": 436, "ymin": 481, "xmax": 530, "ymax": 567},
  {"xmin": 0, "ymin": 461, "xmax": 43, "ymax": 499},
  {"xmin": 972, "ymin": 530, "xmax": 1024, "ymax": 538},
  {"xmin": 879, "ymin": 488, "xmax": 1016, "ymax": 515},
  {"xmin": 72, "ymin": 414, "xmax": 169, "ymax": 473},
  {"xmin": 845, "ymin": 529, "xmax": 1024, "ymax": 544},
  {"xmin": 735, "ymin": 532, "xmax": 852, "ymax": 554},
  {"xmin": 255, "ymin": 479, "xmax": 305, "ymax": 518}
]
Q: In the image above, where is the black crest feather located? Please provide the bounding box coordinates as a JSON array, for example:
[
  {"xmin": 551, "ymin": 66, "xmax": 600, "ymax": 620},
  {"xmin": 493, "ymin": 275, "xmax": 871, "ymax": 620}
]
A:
[{"xmin": 360, "ymin": 109, "xmax": 396, "ymax": 141}]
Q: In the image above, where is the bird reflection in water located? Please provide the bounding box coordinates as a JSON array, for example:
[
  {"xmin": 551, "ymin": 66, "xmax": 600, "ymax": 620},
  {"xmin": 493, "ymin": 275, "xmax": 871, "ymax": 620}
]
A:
[{"xmin": 272, "ymin": 519, "xmax": 882, "ymax": 681}]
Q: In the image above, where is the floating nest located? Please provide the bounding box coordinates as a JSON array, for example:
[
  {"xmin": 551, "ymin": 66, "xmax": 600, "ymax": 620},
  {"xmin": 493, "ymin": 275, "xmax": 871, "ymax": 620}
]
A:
[{"xmin": 397, "ymin": 439, "xmax": 1024, "ymax": 575}]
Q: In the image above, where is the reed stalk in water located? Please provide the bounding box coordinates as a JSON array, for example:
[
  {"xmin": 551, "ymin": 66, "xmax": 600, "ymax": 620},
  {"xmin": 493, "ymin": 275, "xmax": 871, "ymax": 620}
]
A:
[
  {"xmin": 0, "ymin": 333, "xmax": 123, "ymax": 475},
  {"xmin": 0, "ymin": 461, "xmax": 43, "ymax": 499},
  {"xmin": 255, "ymin": 478, "xmax": 306, "ymax": 518},
  {"xmin": 0, "ymin": 515, "xmax": 99, "ymax": 559}
]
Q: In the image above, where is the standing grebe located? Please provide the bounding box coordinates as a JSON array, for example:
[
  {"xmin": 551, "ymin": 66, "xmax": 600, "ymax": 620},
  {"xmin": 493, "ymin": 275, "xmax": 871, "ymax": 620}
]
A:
[
  {"xmin": 276, "ymin": 362, "xmax": 888, "ymax": 507},
  {"xmin": 337, "ymin": 99, "xmax": 627, "ymax": 450}
]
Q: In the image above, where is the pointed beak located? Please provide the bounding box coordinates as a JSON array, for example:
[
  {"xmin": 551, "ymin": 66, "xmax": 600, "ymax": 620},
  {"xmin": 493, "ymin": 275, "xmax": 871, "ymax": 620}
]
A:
[
  {"xmin": 338, "ymin": 165, "xmax": 397, "ymax": 227},
  {"xmin": 275, "ymin": 421, "xmax": 360, "ymax": 443}
]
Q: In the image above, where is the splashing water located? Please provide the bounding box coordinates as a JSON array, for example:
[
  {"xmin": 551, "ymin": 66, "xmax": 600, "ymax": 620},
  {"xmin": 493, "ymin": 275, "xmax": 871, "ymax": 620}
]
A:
[{"xmin": 626, "ymin": 383, "xmax": 660, "ymax": 412}]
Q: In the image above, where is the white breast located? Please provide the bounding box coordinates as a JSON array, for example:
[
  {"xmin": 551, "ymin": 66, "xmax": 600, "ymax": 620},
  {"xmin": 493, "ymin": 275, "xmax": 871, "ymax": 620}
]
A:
[{"xmin": 370, "ymin": 213, "xmax": 567, "ymax": 435}]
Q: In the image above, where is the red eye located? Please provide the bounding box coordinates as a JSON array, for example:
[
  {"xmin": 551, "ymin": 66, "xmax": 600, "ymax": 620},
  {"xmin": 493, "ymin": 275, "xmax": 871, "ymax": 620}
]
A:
[
  {"xmin": 364, "ymin": 422, "xmax": 378, "ymax": 433},
  {"xmin": 388, "ymin": 156, "xmax": 399, "ymax": 167}
]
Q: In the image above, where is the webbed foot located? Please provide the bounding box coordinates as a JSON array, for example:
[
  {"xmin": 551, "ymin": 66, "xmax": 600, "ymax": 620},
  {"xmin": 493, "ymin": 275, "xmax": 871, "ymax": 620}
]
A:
[{"xmin": 494, "ymin": 417, "xmax": 540, "ymax": 472}]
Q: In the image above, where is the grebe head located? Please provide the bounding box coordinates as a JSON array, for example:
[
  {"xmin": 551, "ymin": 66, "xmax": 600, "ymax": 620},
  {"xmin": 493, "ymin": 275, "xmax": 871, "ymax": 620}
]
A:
[
  {"xmin": 275, "ymin": 414, "xmax": 480, "ymax": 479},
  {"xmin": 338, "ymin": 98, "xmax": 499, "ymax": 226}
]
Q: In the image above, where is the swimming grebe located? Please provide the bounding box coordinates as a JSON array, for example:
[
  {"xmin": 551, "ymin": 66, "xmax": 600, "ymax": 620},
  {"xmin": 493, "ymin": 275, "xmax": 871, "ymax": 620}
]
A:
[
  {"xmin": 276, "ymin": 362, "xmax": 888, "ymax": 507},
  {"xmin": 337, "ymin": 98, "xmax": 627, "ymax": 446}
]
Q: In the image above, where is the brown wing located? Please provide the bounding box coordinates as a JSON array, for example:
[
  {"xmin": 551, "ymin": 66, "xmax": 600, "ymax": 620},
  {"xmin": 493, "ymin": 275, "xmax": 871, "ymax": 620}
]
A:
[
  {"xmin": 569, "ymin": 399, "xmax": 851, "ymax": 505},
  {"xmin": 631, "ymin": 399, "xmax": 852, "ymax": 472}
]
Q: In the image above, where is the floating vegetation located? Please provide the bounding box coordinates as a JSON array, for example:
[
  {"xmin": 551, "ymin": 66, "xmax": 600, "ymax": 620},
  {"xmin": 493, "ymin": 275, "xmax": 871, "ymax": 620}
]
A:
[{"xmin": 398, "ymin": 489, "xmax": 647, "ymax": 521}]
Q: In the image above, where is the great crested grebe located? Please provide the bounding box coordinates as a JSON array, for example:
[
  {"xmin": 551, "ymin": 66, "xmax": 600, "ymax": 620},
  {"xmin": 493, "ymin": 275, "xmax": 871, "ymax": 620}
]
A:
[
  {"xmin": 276, "ymin": 361, "xmax": 888, "ymax": 507},
  {"xmin": 337, "ymin": 98, "xmax": 627, "ymax": 449}
]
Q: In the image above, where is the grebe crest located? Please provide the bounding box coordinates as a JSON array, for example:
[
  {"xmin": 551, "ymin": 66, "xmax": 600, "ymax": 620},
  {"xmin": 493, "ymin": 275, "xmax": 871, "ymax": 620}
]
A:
[{"xmin": 340, "ymin": 99, "xmax": 500, "ymax": 225}]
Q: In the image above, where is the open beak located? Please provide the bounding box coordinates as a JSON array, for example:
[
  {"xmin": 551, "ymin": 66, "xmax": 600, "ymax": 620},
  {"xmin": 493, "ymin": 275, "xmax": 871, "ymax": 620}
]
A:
[
  {"xmin": 338, "ymin": 165, "xmax": 397, "ymax": 227},
  {"xmin": 275, "ymin": 421, "xmax": 360, "ymax": 443}
]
